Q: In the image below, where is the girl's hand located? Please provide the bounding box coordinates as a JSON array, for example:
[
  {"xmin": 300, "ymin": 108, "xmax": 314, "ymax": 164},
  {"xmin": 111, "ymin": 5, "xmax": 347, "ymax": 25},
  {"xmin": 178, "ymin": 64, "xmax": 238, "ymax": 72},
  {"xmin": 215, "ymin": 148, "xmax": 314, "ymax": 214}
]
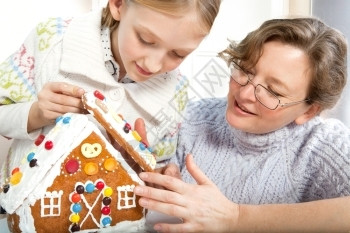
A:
[
  {"xmin": 28, "ymin": 82, "xmax": 85, "ymax": 132},
  {"xmin": 134, "ymin": 154, "xmax": 239, "ymax": 233}
]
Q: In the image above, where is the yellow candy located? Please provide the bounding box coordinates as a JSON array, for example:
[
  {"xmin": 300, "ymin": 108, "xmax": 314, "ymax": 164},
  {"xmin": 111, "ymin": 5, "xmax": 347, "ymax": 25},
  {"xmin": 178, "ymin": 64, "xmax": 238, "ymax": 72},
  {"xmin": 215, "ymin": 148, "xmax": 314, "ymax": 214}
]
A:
[
  {"xmin": 10, "ymin": 172, "xmax": 23, "ymax": 185},
  {"xmin": 104, "ymin": 158, "xmax": 117, "ymax": 171},
  {"xmin": 132, "ymin": 130, "xmax": 142, "ymax": 141},
  {"xmin": 104, "ymin": 187, "xmax": 113, "ymax": 197},
  {"xmin": 70, "ymin": 213, "xmax": 80, "ymax": 223}
]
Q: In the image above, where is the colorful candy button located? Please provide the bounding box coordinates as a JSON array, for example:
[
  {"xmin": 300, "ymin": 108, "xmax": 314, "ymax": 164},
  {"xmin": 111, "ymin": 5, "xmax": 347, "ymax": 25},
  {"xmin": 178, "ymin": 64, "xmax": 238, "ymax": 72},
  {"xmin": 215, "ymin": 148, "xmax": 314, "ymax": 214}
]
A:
[
  {"xmin": 71, "ymin": 193, "xmax": 81, "ymax": 203},
  {"xmin": 63, "ymin": 116, "xmax": 71, "ymax": 124},
  {"xmin": 132, "ymin": 130, "xmax": 141, "ymax": 141},
  {"xmin": 76, "ymin": 185, "xmax": 84, "ymax": 194},
  {"xmin": 70, "ymin": 213, "xmax": 80, "ymax": 223},
  {"xmin": 65, "ymin": 159, "xmax": 80, "ymax": 174},
  {"xmin": 70, "ymin": 224, "xmax": 80, "ymax": 232},
  {"xmin": 103, "ymin": 158, "xmax": 117, "ymax": 171},
  {"xmin": 72, "ymin": 203, "xmax": 82, "ymax": 213},
  {"xmin": 102, "ymin": 197, "xmax": 111, "ymax": 205},
  {"xmin": 96, "ymin": 181, "xmax": 105, "ymax": 190},
  {"xmin": 45, "ymin": 141, "xmax": 54, "ymax": 150},
  {"xmin": 34, "ymin": 134, "xmax": 45, "ymax": 146},
  {"xmin": 84, "ymin": 162, "xmax": 98, "ymax": 175},
  {"xmin": 29, "ymin": 159, "xmax": 38, "ymax": 168},
  {"xmin": 11, "ymin": 167, "xmax": 20, "ymax": 175},
  {"xmin": 94, "ymin": 90, "xmax": 105, "ymax": 100},
  {"xmin": 102, "ymin": 217, "xmax": 111, "ymax": 226},
  {"xmin": 104, "ymin": 187, "xmax": 113, "ymax": 197},
  {"xmin": 86, "ymin": 183, "xmax": 95, "ymax": 193},
  {"xmin": 10, "ymin": 172, "xmax": 23, "ymax": 185},
  {"xmin": 101, "ymin": 206, "xmax": 111, "ymax": 215},
  {"xmin": 27, "ymin": 152, "xmax": 35, "ymax": 162}
]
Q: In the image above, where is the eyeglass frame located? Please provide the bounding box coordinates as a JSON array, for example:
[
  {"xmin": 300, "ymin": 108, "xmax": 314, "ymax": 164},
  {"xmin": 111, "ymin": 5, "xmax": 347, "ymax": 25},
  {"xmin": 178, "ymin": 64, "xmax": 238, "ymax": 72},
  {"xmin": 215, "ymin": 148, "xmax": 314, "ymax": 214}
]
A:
[{"xmin": 229, "ymin": 61, "xmax": 310, "ymax": 110}]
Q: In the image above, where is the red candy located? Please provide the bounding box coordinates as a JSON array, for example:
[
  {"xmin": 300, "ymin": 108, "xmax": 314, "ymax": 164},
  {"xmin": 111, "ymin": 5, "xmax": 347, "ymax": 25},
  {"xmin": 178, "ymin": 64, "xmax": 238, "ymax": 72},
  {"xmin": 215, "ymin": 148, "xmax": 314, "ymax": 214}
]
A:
[
  {"xmin": 96, "ymin": 181, "xmax": 105, "ymax": 190},
  {"xmin": 45, "ymin": 141, "xmax": 54, "ymax": 150},
  {"xmin": 101, "ymin": 206, "xmax": 111, "ymax": 215},
  {"xmin": 34, "ymin": 134, "xmax": 45, "ymax": 146},
  {"xmin": 94, "ymin": 90, "xmax": 105, "ymax": 100},
  {"xmin": 65, "ymin": 159, "xmax": 80, "ymax": 174},
  {"xmin": 71, "ymin": 193, "xmax": 81, "ymax": 203}
]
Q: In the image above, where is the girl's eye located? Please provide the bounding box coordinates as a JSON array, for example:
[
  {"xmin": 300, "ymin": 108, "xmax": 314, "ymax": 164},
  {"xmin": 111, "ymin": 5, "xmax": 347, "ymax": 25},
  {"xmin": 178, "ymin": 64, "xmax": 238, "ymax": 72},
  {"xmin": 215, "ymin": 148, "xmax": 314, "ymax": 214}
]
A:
[
  {"xmin": 137, "ymin": 34, "xmax": 154, "ymax": 45},
  {"xmin": 172, "ymin": 51, "xmax": 185, "ymax": 59}
]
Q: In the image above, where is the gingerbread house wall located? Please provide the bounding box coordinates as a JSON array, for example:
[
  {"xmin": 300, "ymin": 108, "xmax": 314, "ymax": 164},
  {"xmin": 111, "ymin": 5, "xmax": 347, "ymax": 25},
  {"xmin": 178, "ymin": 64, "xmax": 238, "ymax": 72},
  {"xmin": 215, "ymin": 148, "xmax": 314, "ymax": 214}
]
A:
[{"xmin": 10, "ymin": 131, "xmax": 144, "ymax": 233}]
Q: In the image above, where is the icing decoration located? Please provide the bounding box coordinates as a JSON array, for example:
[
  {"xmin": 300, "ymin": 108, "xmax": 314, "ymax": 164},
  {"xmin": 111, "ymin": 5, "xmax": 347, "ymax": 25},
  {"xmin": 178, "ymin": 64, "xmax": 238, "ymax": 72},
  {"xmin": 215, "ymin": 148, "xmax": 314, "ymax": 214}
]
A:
[
  {"xmin": 34, "ymin": 134, "xmax": 45, "ymax": 146},
  {"xmin": 84, "ymin": 162, "xmax": 99, "ymax": 176},
  {"xmin": 10, "ymin": 172, "xmax": 23, "ymax": 185},
  {"xmin": 103, "ymin": 158, "xmax": 117, "ymax": 171},
  {"xmin": 41, "ymin": 191, "xmax": 63, "ymax": 217},
  {"xmin": 117, "ymin": 185, "xmax": 136, "ymax": 210},
  {"xmin": 45, "ymin": 141, "xmax": 54, "ymax": 150},
  {"xmin": 81, "ymin": 143, "xmax": 102, "ymax": 158},
  {"xmin": 65, "ymin": 159, "xmax": 80, "ymax": 174}
]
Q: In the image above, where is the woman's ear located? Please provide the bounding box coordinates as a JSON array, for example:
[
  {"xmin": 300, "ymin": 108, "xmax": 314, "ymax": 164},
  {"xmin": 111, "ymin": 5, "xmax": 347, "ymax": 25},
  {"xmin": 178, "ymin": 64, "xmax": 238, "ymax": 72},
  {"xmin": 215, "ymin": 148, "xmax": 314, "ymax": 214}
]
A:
[
  {"xmin": 294, "ymin": 104, "xmax": 321, "ymax": 125},
  {"xmin": 108, "ymin": 0, "xmax": 124, "ymax": 21}
]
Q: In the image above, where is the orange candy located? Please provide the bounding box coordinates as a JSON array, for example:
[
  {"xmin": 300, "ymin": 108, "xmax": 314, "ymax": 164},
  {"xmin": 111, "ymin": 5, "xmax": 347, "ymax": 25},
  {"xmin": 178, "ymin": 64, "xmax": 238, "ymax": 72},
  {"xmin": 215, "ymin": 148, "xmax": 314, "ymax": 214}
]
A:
[
  {"xmin": 84, "ymin": 162, "xmax": 99, "ymax": 175},
  {"xmin": 104, "ymin": 158, "xmax": 117, "ymax": 171}
]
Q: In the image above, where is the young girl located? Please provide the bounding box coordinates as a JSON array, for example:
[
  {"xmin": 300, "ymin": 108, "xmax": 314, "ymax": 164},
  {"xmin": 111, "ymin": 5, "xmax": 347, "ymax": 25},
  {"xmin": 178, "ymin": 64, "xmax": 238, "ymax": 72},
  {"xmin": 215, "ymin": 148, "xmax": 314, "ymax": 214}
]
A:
[
  {"xmin": 0, "ymin": 0, "xmax": 221, "ymax": 178},
  {"xmin": 133, "ymin": 17, "xmax": 350, "ymax": 232}
]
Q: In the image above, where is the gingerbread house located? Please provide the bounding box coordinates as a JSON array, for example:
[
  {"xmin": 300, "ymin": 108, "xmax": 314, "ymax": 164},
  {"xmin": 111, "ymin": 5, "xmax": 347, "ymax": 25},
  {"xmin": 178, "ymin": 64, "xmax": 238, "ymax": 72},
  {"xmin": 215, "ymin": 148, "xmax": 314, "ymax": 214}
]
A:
[{"xmin": 0, "ymin": 112, "xmax": 148, "ymax": 233}]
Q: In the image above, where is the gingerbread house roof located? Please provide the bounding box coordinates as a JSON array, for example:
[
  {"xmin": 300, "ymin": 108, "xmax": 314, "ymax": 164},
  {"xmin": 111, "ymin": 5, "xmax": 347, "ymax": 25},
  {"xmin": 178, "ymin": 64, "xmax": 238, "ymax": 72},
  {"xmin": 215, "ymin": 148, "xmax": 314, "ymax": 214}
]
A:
[{"xmin": 0, "ymin": 113, "xmax": 143, "ymax": 214}]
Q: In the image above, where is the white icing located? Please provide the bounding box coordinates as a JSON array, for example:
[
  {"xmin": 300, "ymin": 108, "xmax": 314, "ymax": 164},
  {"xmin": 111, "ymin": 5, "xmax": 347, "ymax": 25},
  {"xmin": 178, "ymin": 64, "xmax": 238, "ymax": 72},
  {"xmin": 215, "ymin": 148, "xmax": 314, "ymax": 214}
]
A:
[
  {"xmin": 40, "ymin": 190, "xmax": 63, "ymax": 217},
  {"xmin": 117, "ymin": 185, "xmax": 136, "ymax": 210}
]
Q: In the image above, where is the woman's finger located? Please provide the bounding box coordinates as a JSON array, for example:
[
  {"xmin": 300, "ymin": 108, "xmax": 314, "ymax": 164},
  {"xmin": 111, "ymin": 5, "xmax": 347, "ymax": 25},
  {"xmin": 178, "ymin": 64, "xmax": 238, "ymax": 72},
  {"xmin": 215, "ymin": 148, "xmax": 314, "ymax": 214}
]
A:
[{"xmin": 186, "ymin": 154, "xmax": 215, "ymax": 186}]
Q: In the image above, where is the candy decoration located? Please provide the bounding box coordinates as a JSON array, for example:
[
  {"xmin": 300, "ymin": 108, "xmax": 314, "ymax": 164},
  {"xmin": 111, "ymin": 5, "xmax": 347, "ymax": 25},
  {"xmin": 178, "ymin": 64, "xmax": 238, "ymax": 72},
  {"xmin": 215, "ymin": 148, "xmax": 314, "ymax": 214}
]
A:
[
  {"xmin": 63, "ymin": 116, "xmax": 71, "ymax": 124},
  {"xmin": 71, "ymin": 193, "xmax": 81, "ymax": 203},
  {"xmin": 70, "ymin": 224, "xmax": 80, "ymax": 232},
  {"xmin": 132, "ymin": 130, "xmax": 141, "ymax": 141},
  {"xmin": 94, "ymin": 90, "xmax": 105, "ymax": 100},
  {"xmin": 101, "ymin": 206, "xmax": 111, "ymax": 215},
  {"xmin": 103, "ymin": 158, "xmax": 117, "ymax": 171},
  {"xmin": 76, "ymin": 185, "xmax": 84, "ymax": 194},
  {"xmin": 81, "ymin": 143, "xmax": 102, "ymax": 158},
  {"xmin": 11, "ymin": 167, "xmax": 20, "ymax": 175},
  {"xmin": 10, "ymin": 172, "xmax": 23, "ymax": 185},
  {"xmin": 55, "ymin": 116, "xmax": 63, "ymax": 123},
  {"xmin": 34, "ymin": 134, "xmax": 45, "ymax": 146},
  {"xmin": 101, "ymin": 217, "xmax": 112, "ymax": 227},
  {"xmin": 72, "ymin": 203, "xmax": 82, "ymax": 213},
  {"xmin": 29, "ymin": 159, "xmax": 38, "ymax": 168},
  {"xmin": 65, "ymin": 159, "xmax": 80, "ymax": 174},
  {"xmin": 102, "ymin": 197, "xmax": 111, "ymax": 205},
  {"xmin": 139, "ymin": 142, "xmax": 147, "ymax": 151},
  {"xmin": 70, "ymin": 213, "xmax": 80, "ymax": 223},
  {"xmin": 123, "ymin": 123, "xmax": 131, "ymax": 133},
  {"xmin": 27, "ymin": 152, "xmax": 35, "ymax": 162},
  {"xmin": 96, "ymin": 181, "xmax": 105, "ymax": 190},
  {"xmin": 3, "ymin": 184, "xmax": 9, "ymax": 193},
  {"xmin": 45, "ymin": 141, "xmax": 54, "ymax": 150},
  {"xmin": 104, "ymin": 187, "xmax": 113, "ymax": 197},
  {"xmin": 86, "ymin": 183, "xmax": 95, "ymax": 193},
  {"xmin": 84, "ymin": 162, "xmax": 99, "ymax": 176}
]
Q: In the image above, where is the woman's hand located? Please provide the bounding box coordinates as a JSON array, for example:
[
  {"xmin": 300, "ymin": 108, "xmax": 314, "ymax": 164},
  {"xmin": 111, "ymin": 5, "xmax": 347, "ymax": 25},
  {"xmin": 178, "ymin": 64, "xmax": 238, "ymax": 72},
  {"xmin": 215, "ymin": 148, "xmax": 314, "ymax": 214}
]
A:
[
  {"xmin": 28, "ymin": 82, "xmax": 85, "ymax": 132},
  {"xmin": 134, "ymin": 154, "xmax": 239, "ymax": 233}
]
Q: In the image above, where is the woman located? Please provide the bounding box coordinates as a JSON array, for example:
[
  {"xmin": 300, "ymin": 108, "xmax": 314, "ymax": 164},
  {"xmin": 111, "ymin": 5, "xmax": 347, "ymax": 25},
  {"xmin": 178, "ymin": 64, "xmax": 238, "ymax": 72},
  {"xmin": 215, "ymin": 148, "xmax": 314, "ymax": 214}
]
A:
[{"xmin": 134, "ymin": 17, "xmax": 350, "ymax": 232}]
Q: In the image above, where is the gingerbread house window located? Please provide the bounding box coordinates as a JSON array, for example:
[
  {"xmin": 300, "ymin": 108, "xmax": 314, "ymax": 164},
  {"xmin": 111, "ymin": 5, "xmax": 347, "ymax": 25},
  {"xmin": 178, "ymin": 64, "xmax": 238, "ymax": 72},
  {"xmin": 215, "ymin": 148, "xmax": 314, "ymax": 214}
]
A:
[
  {"xmin": 117, "ymin": 185, "xmax": 136, "ymax": 210},
  {"xmin": 41, "ymin": 190, "xmax": 63, "ymax": 217}
]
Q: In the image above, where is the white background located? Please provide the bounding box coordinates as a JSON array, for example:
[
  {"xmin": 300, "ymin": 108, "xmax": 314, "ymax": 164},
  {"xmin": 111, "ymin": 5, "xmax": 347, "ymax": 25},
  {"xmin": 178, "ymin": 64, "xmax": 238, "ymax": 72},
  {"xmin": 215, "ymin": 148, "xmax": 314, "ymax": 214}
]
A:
[{"xmin": 0, "ymin": 0, "xmax": 312, "ymax": 163}]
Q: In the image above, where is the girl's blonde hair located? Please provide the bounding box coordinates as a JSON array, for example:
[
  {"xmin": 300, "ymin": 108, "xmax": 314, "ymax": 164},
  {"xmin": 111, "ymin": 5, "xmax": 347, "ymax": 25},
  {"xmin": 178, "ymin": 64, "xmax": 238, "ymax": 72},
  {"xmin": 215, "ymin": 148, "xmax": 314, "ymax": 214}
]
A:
[{"xmin": 102, "ymin": 0, "xmax": 221, "ymax": 33}]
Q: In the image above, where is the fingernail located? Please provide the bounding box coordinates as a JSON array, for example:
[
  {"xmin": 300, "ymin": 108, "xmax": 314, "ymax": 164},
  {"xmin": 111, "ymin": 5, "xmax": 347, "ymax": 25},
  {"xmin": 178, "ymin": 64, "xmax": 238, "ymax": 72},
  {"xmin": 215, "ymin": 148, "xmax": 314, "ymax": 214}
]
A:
[{"xmin": 139, "ymin": 172, "xmax": 148, "ymax": 179}]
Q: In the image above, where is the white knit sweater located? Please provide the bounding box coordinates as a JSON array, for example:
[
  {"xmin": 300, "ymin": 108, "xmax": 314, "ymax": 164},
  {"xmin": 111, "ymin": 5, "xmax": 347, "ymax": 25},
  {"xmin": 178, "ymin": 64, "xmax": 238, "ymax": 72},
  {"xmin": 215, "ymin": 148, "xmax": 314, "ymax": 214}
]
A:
[{"xmin": 171, "ymin": 98, "xmax": 350, "ymax": 204}]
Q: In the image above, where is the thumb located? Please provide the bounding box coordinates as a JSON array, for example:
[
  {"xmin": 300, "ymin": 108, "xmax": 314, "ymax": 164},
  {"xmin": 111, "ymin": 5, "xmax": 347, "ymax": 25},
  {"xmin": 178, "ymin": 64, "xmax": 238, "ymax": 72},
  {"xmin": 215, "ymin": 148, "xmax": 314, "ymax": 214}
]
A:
[
  {"xmin": 134, "ymin": 118, "xmax": 149, "ymax": 147},
  {"xmin": 185, "ymin": 154, "xmax": 213, "ymax": 186}
]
